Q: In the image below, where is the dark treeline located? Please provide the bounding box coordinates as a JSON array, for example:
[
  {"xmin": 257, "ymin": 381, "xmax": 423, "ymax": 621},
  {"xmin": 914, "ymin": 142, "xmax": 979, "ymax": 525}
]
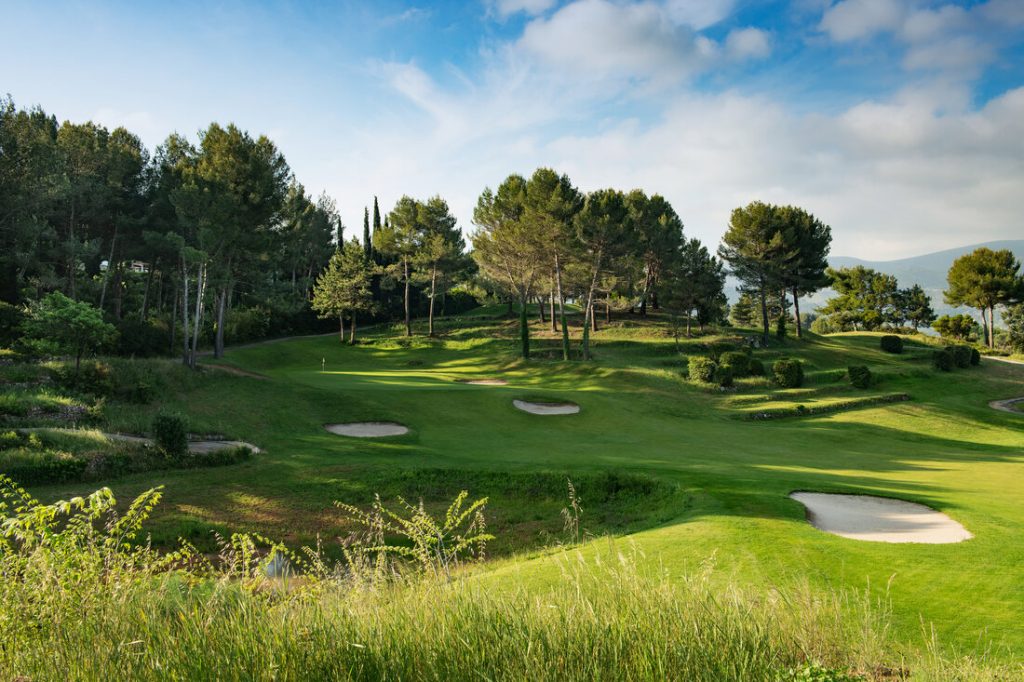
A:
[{"xmin": 0, "ymin": 96, "xmax": 341, "ymax": 364}]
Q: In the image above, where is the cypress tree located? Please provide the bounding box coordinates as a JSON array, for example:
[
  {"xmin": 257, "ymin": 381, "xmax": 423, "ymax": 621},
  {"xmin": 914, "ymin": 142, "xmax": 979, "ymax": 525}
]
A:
[{"xmin": 362, "ymin": 207, "xmax": 372, "ymax": 262}]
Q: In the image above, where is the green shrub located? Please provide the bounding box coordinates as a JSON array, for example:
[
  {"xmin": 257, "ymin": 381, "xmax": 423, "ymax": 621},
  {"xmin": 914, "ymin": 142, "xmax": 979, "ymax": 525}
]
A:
[
  {"xmin": 775, "ymin": 315, "xmax": 787, "ymax": 339},
  {"xmin": 706, "ymin": 343, "xmax": 738, "ymax": 362},
  {"xmin": 152, "ymin": 413, "xmax": 188, "ymax": 458},
  {"xmin": 0, "ymin": 301, "xmax": 24, "ymax": 346},
  {"xmin": 51, "ymin": 360, "xmax": 114, "ymax": 396},
  {"xmin": 810, "ymin": 316, "xmax": 839, "ymax": 335},
  {"xmin": 747, "ymin": 358, "xmax": 765, "ymax": 376},
  {"xmin": 951, "ymin": 345, "xmax": 972, "ymax": 369},
  {"xmin": 687, "ymin": 356, "xmax": 717, "ymax": 383},
  {"xmin": 115, "ymin": 318, "xmax": 169, "ymax": 358},
  {"xmin": 110, "ymin": 360, "xmax": 163, "ymax": 404},
  {"xmin": 932, "ymin": 348, "xmax": 954, "ymax": 372},
  {"xmin": 970, "ymin": 347, "xmax": 981, "ymax": 366},
  {"xmin": 772, "ymin": 358, "xmax": 804, "ymax": 388},
  {"xmin": 847, "ymin": 365, "xmax": 871, "ymax": 389},
  {"xmin": 719, "ymin": 351, "xmax": 749, "ymax": 377},
  {"xmin": 879, "ymin": 335, "xmax": 903, "ymax": 354},
  {"xmin": 717, "ymin": 366, "xmax": 734, "ymax": 388}
]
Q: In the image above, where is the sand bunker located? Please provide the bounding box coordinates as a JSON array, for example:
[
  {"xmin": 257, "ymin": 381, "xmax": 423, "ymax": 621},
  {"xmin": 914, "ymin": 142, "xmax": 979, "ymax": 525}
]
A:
[
  {"xmin": 790, "ymin": 492, "xmax": 971, "ymax": 544},
  {"xmin": 989, "ymin": 396, "xmax": 1024, "ymax": 414},
  {"xmin": 458, "ymin": 378, "xmax": 508, "ymax": 385},
  {"xmin": 513, "ymin": 400, "xmax": 580, "ymax": 415},
  {"xmin": 325, "ymin": 422, "xmax": 409, "ymax": 437}
]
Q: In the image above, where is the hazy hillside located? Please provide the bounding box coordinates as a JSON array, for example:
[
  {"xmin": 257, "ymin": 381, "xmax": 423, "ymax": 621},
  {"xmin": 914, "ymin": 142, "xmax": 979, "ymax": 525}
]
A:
[{"xmin": 730, "ymin": 240, "xmax": 1024, "ymax": 323}]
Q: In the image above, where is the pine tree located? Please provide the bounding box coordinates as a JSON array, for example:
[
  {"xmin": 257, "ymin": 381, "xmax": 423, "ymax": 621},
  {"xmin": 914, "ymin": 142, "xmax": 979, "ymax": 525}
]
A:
[
  {"xmin": 311, "ymin": 238, "xmax": 374, "ymax": 343},
  {"xmin": 944, "ymin": 247, "xmax": 1023, "ymax": 348},
  {"xmin": 730, "ymin": 292, "xmax": 757, "ymax": 327}
]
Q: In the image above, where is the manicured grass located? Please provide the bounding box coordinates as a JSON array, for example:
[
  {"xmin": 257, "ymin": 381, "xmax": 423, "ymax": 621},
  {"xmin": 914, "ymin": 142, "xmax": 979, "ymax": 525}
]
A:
[{"xmin": 22, "ymin": 311, "xmax": 1024, "ymax": 660}]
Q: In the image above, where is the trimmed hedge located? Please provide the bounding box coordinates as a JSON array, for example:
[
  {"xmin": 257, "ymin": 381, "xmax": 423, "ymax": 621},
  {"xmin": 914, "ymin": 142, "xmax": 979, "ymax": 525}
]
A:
[
  {"xmin": 848, "ymin": 365, "xmax": 871, "ymax": 389},
  {"xmin": 880, "ymin": 335, "xmax": 903, "ymax": 354},
  {"xmin": 688, "ymin": 356, "xmax": 717, "ymax": 383},
  {"xmin": 719, "ymin": 351, "xmax": 750, "ymax": 377},
  {"xmin": 772, "ymin": 358, "xmax": 804, "ymax": 388},
  {"xmin": 152, "ymin": 413, "xmax": 188, "ymax": 458},
  {"xmin": 746, "ymin": 393, "xmax": 911, "ymax": 420},
  {"xmin": 951, "ymin": 345, "xmax": 972, "ymax": 369},
  {"xmin": 747, "ymin": 358, "xmax": 765, "ymax": 376},
  {"xmin": 717, "ymin": 366, "xmax": 734, "ymax": 388},
  {"xmin": 970, "ymin": 347, "xmax": 981, "ymax": 366},
  {"xmin": 932, "ymin": 348, "xmax": 954, "ymax": 372}
]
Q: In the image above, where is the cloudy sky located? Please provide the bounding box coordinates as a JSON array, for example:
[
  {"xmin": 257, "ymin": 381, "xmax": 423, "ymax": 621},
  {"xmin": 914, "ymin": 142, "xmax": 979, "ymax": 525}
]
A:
[{"xmin": 3, "ymin": 0, "xmax": 1023, "ymax": 258}]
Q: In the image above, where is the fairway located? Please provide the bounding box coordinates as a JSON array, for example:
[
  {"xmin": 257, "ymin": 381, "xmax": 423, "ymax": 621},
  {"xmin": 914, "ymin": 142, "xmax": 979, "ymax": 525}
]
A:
[{"xmin": 32, "ymin": 312, "xmax": 1024, "ymax": 658}]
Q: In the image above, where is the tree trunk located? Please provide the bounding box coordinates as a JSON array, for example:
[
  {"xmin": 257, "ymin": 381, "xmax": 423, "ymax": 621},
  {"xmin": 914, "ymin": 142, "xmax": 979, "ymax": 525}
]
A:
[
  {"xmin": 403, "ymin": 258, "xmax": 411, "ymax": 337},
  {"xmin": 99, "ymin": 229, "xmax": 117, "ymax": 312},
  {"xmin": 605, "ymin": 299, "xmax": 611, "ymax": 323},
  {"xmin": 181, "ymin": 261, "xmax": 190, "ymax": 365},
  {"xmin": 581, "ymin": 248, "xmax": 603, "ymax": 360},
  {"xmin": 758, "ymin": 280, "xmax": 770, "ymax": 346},
  {"xmin": 538, "ymin": 295, "xmax": 546, "ymax": 324},
  {"xmin": 686, "ymin": 312, "xmax": 692, "ymax": 338},
  {"xmin": 141, "ymin": 262, "xmax": 155, "ymax": 319},
  {"xmin": 549, "ymin": 285, "xmax": 557, "ymax": 332},
  {"xmin": 590, "ymin": 301, "xmax": 597, "ymax": 332},
  {"xmin": 519, "ymin": 301, "xmax": 530, "ymax": 359},
  {"xmin": 350, "ymin": 312, "xmax": 357, "ymax": 344},
  {"xmin": 640, "ymin": 298, "xmax": 647, "ymax": 316},
  {"xmin": 792, "ymin": 287, "xmax": 802, "ymax": 339},
  {"xmin": 214, "ymin": 284, "xmax": 228, "ymax": 359},
  {"xmin": 189, "ymin": 262, "xmax": 206, "ymax": 369},
  {"xmin": 339, "ymin": 312, "xmax": 346, "ymax": 342},
  {"xmin": 555, "ymin": 254, "xmax": 569, "ymax": 361},
  {"xmin": 169, "ymin": 284, "xmax": 178, "ymax": 356},
  {"xmin": 988, "ymin": 306, "xmax": 996, "ymax": 349},
  {"xmin": 428, "ymin": 267, "xmax": 437, "ymax": 337}
]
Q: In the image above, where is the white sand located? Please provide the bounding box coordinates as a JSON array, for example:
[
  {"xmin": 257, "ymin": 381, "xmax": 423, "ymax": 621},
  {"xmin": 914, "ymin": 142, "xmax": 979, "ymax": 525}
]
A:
[
  {"xmin": 324, "ymin": 422, "xmax": 409, "ymax": 437},
  {"xmin": 790, "ymin": 492, "xmax": 971, "ymax": 544},
  {"xmin": 461, "ymin": 378, "xmax": 508, "ymax": 385},
  {"xmin": 512, "ymin": 400, "xmax": 580, "ymax": 415},
  {"xmin": 989, "ymin": 396, "xmax": 1024, "ymax": 414}
]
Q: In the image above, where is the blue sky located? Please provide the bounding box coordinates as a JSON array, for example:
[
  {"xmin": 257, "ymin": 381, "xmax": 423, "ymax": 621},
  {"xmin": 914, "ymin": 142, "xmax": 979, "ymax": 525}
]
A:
[{"xmin": 3, "ymin": 0, "xmax": 1023, "ymax": 258}]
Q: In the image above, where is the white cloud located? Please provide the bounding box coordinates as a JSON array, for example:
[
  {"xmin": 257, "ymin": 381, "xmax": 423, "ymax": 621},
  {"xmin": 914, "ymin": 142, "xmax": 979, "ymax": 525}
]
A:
[
  {"xmin": 725, "ymin": 27, "xmax": 771, "ymax": 60},
  {"xmin": 818, "ymin": 0, "xmax": 907, "ymax": 42}
]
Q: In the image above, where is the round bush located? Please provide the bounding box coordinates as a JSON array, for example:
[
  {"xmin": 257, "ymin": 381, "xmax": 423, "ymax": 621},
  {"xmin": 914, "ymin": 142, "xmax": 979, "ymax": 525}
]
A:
[
  {"xmin": 951, "ymin": 345, "xmax": 972, "ymax": 369},
  {"xmin": 772, "ymin": 358, "xmax": 804, "ymax": 388},
  {"xmin": 880, "ymin": 335, "xmax": 903, "ymax": 354},
  {"xmin": 152, "ymin": 413, "xmax": 188, "ymax": 458},
  {"xmin": 970, "ymin": 347, "xmax": 981, "ymax": 366},
  {"xmin": 848, "ymin": 365, "xmax": 871, "ymax": 389},
  {"xmin": 747, "ymin": 357, "xmax": 764, "ymax": 376},
  {"xmin": 719, "ymin": 351, "xmax": 750, "ymax": 377},
  {"xmin": 688, "ymin": 356, "xmax": 717, "ymax": 383},
  {"xmin": 932, "ymin": 348, "xmax": 954, "ymax": 372},
  {"xmin": 717, "ymin": 366, "xmax": 734, "ymax": 388}
]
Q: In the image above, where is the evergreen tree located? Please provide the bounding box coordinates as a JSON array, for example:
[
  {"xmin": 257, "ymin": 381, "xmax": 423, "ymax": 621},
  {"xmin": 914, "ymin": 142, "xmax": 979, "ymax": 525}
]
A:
[
  {"xmin": 730, "ymin": 292, "xmax": 757, "ymax": 327},
  {"xmin": 820, "ymin": 266, "xmax": 898, "ymax": 330},
  {"xmin": 717, "ymin": 201, "xmax": 792, "ymax": 345},
  {"xmin": 944, "ymin": 247, "xmax": 1024, "ymax": 348},
  {"xmin": 775, "ymin": 205, "xmax": 831, "ymax": 339},
  {"xmin": 575, "ymin": 189, "xmax": 630, "ymax": 359},
  {"xmin": 894, "ymin": 284, "xmax": 936, "ymax": 330},
  {"xmin": 376, "ymin": 196, "xmax": 425, "ymax": 337},
  {"xmin": 311, "ymin": 238, "xmax": 374, "ymax": 343},
  {"xmin": 362, "ymin": 207, "xmax": 372, "ymax": 262}
]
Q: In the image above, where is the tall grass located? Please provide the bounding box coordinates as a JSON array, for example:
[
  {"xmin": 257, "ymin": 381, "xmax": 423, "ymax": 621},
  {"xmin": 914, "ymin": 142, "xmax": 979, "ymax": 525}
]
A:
[{"xmin": 0, "ymin": 476, "xmax": 1018, "ymax": 681}]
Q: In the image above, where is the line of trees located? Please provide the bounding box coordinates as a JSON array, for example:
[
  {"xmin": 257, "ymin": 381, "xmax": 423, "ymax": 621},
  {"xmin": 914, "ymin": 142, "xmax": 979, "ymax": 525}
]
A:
[
  {"xmin": 471, "ymin": 169, "xmax": 726, "ymax": 359},
  {"xmin": 1, "ymin": 96, "xmax": 340, "ymax": 366},
  {"xmin": 817, "ymin": 266, "xmax": 936, "ymax": 332}
]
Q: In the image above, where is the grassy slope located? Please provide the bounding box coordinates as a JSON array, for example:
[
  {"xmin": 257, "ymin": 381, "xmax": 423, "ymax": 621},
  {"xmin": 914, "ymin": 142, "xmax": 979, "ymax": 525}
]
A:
[{"xmin": 28, "ymin": 309, "xmax": 1024, "ymax": 658}]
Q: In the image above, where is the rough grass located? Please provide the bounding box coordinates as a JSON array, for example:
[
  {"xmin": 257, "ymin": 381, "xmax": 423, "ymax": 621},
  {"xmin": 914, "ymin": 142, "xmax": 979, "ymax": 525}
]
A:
[{"xmin": 13, "ymin": 311, "xmax": 1024, "ymax": 663}]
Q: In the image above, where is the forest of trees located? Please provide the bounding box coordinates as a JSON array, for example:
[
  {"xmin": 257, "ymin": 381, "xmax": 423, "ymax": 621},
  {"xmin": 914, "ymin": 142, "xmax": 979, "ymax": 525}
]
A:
[{"xmin": 7, "ymin": 95, "xmax": 1020, "ymax": 364}]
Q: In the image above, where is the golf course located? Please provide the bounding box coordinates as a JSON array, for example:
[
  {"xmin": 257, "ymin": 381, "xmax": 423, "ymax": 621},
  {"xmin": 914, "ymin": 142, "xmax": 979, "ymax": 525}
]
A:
[{"xmin": 17, "ymin": 307, "xmax": 1023, "ymax": 677}]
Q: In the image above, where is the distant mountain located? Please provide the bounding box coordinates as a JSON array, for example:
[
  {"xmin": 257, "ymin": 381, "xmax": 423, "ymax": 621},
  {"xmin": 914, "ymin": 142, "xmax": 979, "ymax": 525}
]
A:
[{"xmin": 728, "ymin": 240, "xmax": 1024, "ymax": 322}]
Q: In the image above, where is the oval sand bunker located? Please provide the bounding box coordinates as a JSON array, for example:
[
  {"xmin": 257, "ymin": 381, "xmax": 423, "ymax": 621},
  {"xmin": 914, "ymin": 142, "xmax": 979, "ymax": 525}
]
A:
[
  {"xmin": 513, "ymin": 400, "xmax": 580, "ymax": 415},
  {"xmin": 458, "ymin": 378, "xmax": 508, "ymax": 385},
  {"xmin": 325, "ymin": 422, "xmax": 409, "ymax": 437},
  {"xmin": 790, "ymin": 492, "xmax": 971, "ymax": 544}
]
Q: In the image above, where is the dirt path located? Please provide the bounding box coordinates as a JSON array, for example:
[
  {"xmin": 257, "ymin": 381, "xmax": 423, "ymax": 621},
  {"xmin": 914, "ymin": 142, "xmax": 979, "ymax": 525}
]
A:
[
  {"xmin": 18, "ymin": 428, "xmax": 261, "ymax": 454},
  {"xmin": 989, "ymin": 397, "xmax": 1024, "ymax": 414}
]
